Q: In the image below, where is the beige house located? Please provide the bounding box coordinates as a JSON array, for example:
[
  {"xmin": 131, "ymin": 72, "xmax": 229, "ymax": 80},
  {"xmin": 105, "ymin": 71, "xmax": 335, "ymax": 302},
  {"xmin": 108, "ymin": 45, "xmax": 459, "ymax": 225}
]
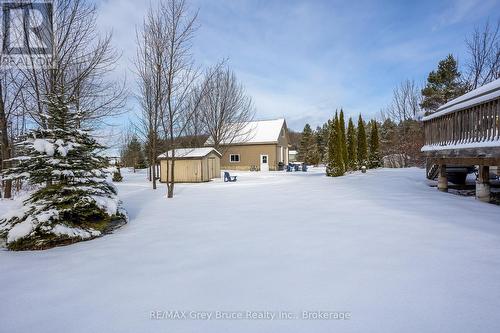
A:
[
  {"xmin": 206, "ymin": 119, "xmax": 290, "ymax": 171},
  {"xmin": 158, "ymin": 148, "xmax": 221, "ymax": 183}
]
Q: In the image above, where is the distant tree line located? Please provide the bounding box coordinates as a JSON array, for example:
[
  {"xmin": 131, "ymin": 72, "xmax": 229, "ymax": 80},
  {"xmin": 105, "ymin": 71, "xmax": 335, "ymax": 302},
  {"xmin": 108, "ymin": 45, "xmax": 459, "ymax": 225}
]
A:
[
  {"xmin": 298, "ymin": 110, "xmax": 381, "ymax": 177},
  {"xmin": 296, "ymin": 19, "xmax": 499, "ymax": 175}
]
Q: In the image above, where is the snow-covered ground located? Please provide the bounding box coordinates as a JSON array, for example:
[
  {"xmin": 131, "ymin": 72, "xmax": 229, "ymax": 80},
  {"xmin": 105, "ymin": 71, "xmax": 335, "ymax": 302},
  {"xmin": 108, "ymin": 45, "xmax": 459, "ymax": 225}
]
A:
[{"xmin": 1, "ymin": 168, "xmax": 500, "ymax": 333}]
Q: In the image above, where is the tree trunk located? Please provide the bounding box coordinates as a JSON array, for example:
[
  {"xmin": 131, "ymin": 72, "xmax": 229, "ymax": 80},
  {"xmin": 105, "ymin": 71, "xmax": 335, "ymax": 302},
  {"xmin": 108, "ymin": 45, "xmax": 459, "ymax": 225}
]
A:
[
  {"xmin": 152, "ymin": 162, "xmax": 157, "ymax": 190},
  {"xmin": 152, "ymin": 142, "xmax": 157, "ymax": 190},
  {"xmin": 0, "ymin": 83, "xmax": 12, "ymax": 199},
  {"xmin": 167, "ymin": 157, "xmax": 174, "ymax": 198}
]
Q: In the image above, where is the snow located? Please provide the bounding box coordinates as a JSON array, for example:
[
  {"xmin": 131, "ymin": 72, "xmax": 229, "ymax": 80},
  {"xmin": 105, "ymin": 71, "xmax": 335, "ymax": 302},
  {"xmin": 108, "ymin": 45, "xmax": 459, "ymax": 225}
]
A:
[
  {"xmin": 6, "ymin": 218, "xmax": 34, "ymax": 243},
  {"xmin": 90, "ymin": 195, "xmax": 119, "ymax": 216},
  {"xmin": 51, "ymin": 224, "xmax": 100, "ymax": 239},
  {"xmin": 158, "ymin": 147, "xmax": 221, "ymax": 159},
  {"xmin": 0, "ymin": 198, "xmax": 30, "ymax": 222},
  {"xmin": 36, "ymin": 209, "xmax": 59, "ymax": 223},
  {"xmin": 31, "ymin": 138, "xmax": 80, "ymax": 158},
  {"xmin": 32, "ymin": 139, "xmax": 55, "ymax": 156},
  {"xmin": 1, "ymin": 168, "xmax": 500, "ymax": 333},
  {"xmin": 423, "ymin": 78, "xmax": 500, "ymax": 121},
  {"xmin": 422, "ymin": 139, "xmax": 500, "ymax": 151},
  {"xmin": 205, "ymin": 118, "xmax": 286, "ymax": 145}
]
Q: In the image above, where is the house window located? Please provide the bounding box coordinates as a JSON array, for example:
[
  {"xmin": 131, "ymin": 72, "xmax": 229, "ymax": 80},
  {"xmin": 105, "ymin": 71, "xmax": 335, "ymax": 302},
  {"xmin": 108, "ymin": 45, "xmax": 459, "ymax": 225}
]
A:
[{"xmin": 230, "ymin": 154, "xmax": 240, "ymax": 163}]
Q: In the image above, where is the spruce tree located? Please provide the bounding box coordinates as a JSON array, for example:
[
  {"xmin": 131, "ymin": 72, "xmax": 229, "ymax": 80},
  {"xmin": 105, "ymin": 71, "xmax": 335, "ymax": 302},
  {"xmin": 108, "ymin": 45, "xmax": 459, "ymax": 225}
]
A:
[
  {"xmin": 339, "ymin": 109, "xmax": 348, "ymax": 167},
  {"xmin": 346, "ymin": 117, "xmax": 357, "ymax": 171},
  {"xmin": 315, "ymin": 126, "xmax": 326, "ymax": 164},
  {"xmin": 0, "ymin": 95, "xmax": 126, "ymax": 251},
  {"xmin": 368, "ymin": 120, "xmax": 381, "ymax": 168},
  {"xmin": 421, "ymin": 54, "xmax": 468, "ymax": 113},
  {"xmin": 124, "ymin": 136, "xmax": 146, "ymax": 170},
  {"xmin": 298, "ymin": 124, "xmax": 314, "ymax": 164},
  {"xmin": 357, "ymin": 115, "xmax": 368, "ymax": 168},
  {"xmin": 326, "ymin": 113, "xmax": 345, "ymax": 177}
]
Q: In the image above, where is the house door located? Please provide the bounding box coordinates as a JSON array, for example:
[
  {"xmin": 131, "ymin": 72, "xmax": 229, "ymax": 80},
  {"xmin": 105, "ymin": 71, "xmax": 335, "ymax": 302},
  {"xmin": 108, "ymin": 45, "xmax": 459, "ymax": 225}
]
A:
[{"xmin": 260, "ymin": 154, "xmax": 269, "ymax": 172}]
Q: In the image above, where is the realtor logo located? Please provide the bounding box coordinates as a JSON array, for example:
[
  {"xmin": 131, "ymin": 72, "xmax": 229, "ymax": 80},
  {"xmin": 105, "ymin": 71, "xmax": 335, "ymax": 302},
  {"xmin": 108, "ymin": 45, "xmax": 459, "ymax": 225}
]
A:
[{"xmin": 1, "ymin": 0, "xmax": 54, "ymax": 68}]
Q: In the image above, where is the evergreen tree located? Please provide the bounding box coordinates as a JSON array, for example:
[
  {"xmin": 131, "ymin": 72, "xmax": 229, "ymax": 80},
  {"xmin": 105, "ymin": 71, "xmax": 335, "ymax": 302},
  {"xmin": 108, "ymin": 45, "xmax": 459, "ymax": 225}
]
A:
[
  {"xmin": 346, "ymin": 117, "xmax": 357, "ymax": 170},
  {"xmin": 298, "ymin": 124, "xmax": 317, "ymax": 164},
  {"xmin": 368, "ymin": 120, "xmax": 381, "ymax": 168},
  {"xmin": 123, "ymin": 136, "xmax": 146, "ymax": 170},
  {"xmin": 315, "ymin": 126, "xmax": 326, "ymax": 164},
  {"xmin": 326, "ymin": 113, "xmax": 345, "ymax": 177},
  {"xmin": 339, "ymin": 109, "xmax": 348, "ymax": 166},
  {"xmin": 357, "ymin": 115, "xmax": 368, "ymax": 167},
  {"xmin": 421, "ymin": 54, "xmax": 468, "ymax": 113},
  {"xmin": 0, "ymin": 95, "xmax": 126, "ymax": 251}
]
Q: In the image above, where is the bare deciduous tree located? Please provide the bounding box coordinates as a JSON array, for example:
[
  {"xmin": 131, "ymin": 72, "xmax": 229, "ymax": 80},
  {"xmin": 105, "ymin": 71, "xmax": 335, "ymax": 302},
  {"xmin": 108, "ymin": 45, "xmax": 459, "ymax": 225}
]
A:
[
  {"xmin": 198, "ymin": 65, "xmax": 254, "ymax": 153},
  {"xmin": 465, "ymin": 20, "xmax": 500, "ymax": 90},
  {"xmin": 386, "ymin": 80, "xmax": 422, "ymax": 123},
  {"xmin": 20, "ymin": 0, "xmax": 126, "ymax": 130},
  {"xmin": 381, "ymin": 79, "xmax": 424, "ymax": 167},
  {"xmin": 0, "ymin": 34, "xmax": 27, "ymax": 198},
  {"xmin": 145, "ymin": 0, "xmax": 201, "ymax": 199},
  {"xmin": 137, "ymin": 0, "xmax": 227, "ymax": 198},
  {"xmin": 134, "ymin": 7, "xmax": 167, "ymax": 190}
]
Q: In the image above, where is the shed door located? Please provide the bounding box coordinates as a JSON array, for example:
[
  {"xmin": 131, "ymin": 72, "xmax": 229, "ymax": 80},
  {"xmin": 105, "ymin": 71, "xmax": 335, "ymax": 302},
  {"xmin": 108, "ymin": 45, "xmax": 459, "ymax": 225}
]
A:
[{"xmin": 208, "ymin": 158, "xmax": 215, "ymax": 179}]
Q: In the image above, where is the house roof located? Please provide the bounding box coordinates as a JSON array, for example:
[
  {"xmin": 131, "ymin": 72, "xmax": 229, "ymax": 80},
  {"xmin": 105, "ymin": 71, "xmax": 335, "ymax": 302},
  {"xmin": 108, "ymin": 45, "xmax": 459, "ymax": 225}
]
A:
[
  {"xmin": 158, "ymin": 148, "xmax": 222, "ymax": 159},
  {"xmin": 423, "ymin": 78, "xmax": 500, "ymax": 121},
  {"xmin": 205, "ymin": 118, "xmax": 286, "ymax": 145}
]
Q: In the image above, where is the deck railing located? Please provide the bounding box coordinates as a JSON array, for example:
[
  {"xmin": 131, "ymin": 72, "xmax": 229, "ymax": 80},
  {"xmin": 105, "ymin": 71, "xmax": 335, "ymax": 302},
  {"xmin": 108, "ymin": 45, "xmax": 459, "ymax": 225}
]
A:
[{"xmin": 423, "ymin": 97, "xmax": 500, "ymax": 147}]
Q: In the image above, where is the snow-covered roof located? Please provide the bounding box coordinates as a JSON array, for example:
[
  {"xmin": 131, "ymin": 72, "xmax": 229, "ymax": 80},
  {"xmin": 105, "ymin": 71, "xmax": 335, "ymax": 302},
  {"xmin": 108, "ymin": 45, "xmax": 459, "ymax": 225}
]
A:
[
  {"xmin": 158, "ymin": 148, "xmax": 221, "ymax": 159},
  {"xmin": 423, "ymin": 78, "xmax": 500, "ymax": 121},
  {"xmin": 205, "ymin": 119, "xmax": 286, "ymax": 145}
]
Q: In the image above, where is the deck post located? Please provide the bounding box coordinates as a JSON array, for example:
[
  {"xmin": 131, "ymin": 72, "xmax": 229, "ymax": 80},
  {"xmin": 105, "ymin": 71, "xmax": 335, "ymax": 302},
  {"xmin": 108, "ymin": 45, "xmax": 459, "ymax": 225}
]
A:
[
  {"xmin": 438, "ymin": 165, "xmax": 448, "ymax": 192},
  {"xmin": 476, "ymin": 165, "xmax": 491, "ymax": 202}
]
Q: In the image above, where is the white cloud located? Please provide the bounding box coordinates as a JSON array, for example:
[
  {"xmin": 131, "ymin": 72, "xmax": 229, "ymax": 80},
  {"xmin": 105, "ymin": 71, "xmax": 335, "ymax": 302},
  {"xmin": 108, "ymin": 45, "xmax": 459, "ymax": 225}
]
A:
[
  {"xmin": 91, "ymin": 0, "xmax": 498, "ymax": 135},
  {"xmin": 434, "ymin": 0, "xmax": 497, "ymax": 29}
]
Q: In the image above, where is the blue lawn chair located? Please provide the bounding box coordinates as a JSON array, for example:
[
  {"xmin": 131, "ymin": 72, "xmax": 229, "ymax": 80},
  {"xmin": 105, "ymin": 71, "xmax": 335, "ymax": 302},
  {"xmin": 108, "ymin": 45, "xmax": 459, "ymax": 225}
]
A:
[{"xmin": 224, "ymin": 172, "xmax": 237, "ymax": 182}]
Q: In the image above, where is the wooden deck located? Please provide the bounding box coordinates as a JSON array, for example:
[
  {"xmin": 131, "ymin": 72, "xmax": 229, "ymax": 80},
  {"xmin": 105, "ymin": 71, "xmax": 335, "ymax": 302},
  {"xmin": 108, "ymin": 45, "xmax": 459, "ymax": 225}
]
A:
[{"xmin": 421, "ymin": 79, "xmax": 500, "ymax": 202}]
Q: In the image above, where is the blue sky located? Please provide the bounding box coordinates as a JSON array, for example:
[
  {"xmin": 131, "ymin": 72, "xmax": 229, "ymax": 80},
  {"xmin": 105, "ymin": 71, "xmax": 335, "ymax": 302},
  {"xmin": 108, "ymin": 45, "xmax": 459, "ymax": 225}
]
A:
[{"xmin": 96, "ymin": 0, "xmax": 500, "ymax": 131}]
